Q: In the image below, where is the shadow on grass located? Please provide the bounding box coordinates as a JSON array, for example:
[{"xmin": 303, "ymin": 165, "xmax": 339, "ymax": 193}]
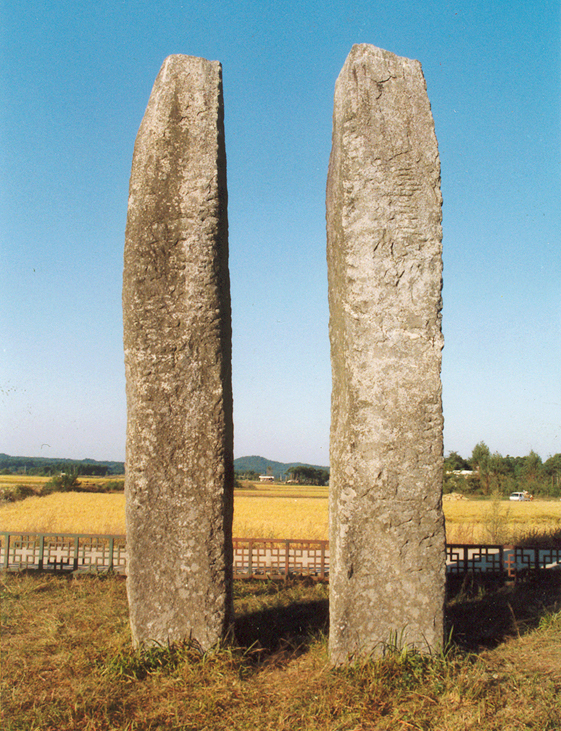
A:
[
  {"xmin": 234, "ymin": 599, "xmax": 329, "ymax": 658},
  {"xmin": 446, "ymin": 571, "xmax": 561, "ymax": 651},
  {"xmin": 233, "ymin": 577, "xmax": 329, "ymax": 661},
  {"xmin": 232, "ymin": 572, "xmax": 561, "ymax": 659}
]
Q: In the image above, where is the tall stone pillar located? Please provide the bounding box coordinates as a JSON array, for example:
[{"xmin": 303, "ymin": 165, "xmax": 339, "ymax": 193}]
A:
[
  {"xmin": 123, "ymin": 55, "xmax": 233, "ymax": 649},
  {"xmin": 326, "ymin": 44, "xmax": 445, "ymax": 663}
]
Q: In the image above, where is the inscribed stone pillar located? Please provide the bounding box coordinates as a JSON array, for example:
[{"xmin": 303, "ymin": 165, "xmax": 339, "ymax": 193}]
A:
[
  {"xmin": 326, "ymin": 44, "xmax": 445, "ymax": 663},
  {"xmin": 123, "ymin": 55, "xmax": 234, "ymax": 649}
]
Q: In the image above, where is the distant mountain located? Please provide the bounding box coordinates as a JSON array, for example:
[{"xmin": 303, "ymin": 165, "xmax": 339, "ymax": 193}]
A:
[
  {"xmin": 0, "ymin": 452, "xmax": 326, "ymax": 481},
  {"xmin": 234, "ymin": 455, "xmax": 328, "ymax": 480},
  {"xmin": 0, "ymin": 453, "xmax": 124, "ymax": 476}
]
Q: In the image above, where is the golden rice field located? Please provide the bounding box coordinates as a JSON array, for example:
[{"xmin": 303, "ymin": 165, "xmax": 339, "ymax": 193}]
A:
[
  {"xmin": 0, "ymin": 492, "xmax": 328, "ymax": 539},
  {"xmin": 444, "ymin": 498, "xmax": 561, "ymax": 544},
  {"xmin": 0, "ymin": 475, "xmax": 57, "ymax": 491},
  {"xmin": 1, "ymin": 481, "xmax": 560, "ymax": 543},
  {"xmin": 0, "ymin": 493, "xmax": 127, "ymax": 535}
]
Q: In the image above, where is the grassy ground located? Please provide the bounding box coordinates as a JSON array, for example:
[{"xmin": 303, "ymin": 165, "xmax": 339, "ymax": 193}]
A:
[
  {"xmin": 2, "ymin": 484, "xmax": 561, "ymax": 544},
  {"xmin": 1, "ymin": 571, "xmax": 560, "ymax": 730}
]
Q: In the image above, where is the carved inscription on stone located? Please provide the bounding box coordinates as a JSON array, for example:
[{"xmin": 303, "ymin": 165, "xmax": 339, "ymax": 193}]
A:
[
  {"xmin": 326, "ymin": 44, "xmax": 445, "ymax": 663},
  {"xmin": 123, "ymin": 55, "xmax": 234, "ymax": 649}
]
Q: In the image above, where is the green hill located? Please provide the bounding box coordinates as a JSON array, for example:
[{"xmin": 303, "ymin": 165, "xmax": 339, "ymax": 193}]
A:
[
  {"xmin": 233, "ymin": 455, "xmax": 328, "ymax": 481},
  {"xmin": 0, "ymin": 453, "xmax": 124, "ymax": 476},
  {"xmin": 0, "ymin": 452, "xmax": 326, "ymax": 482}
]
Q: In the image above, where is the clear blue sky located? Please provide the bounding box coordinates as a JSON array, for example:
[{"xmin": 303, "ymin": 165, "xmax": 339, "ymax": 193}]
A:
[{"xmin": 1, "ymin": 0, "xmax": 559, "ymax": 465}]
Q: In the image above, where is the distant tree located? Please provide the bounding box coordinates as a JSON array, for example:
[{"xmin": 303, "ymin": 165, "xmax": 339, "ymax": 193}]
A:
[
  {"xmin": 470, "ymin": 442, "xmax": 490, "ymax": 471},
  {"xmin": 444, "ymin": 451, "xmax": 471, "ymax": 472},
  {"xmin": 487, "ymin": 451, "xmax": 509, "ymax": 494},
  {"xmin": 519, "ymin": 450, "xmax": 543, "ymax": 492},
  {"xmin": 521, "ymin": 450, "xmax": 543, "ymax": 477},
  {"xmin": 543, "ymin": 453, "xmax": 561, "ymax": 496},
  {"xmin": 544, "ymin": 453, "xmax": 561, "ymax": 474},
  {"xmin": 235, "ymin": 469, "xmax": 259, "ymax": 480},
  {"xmin": 76, "ymin": 463, "xmax": 109, "ymax": 477},
  {"xmin": 286, "ymin": 466, "xmax": 303, "ymax": 483},
  {"xmin": 28, "ymin": 466, "xmax": 46, "ymax": 476},
  {"xmin": 286, "ymin": 466, "xmax": 329, "ymax": 485},
  {"xmin": 41, "ymin": 468, "xmax": 81, "ymax": 495},
  {"xmin": 470, "ymin": 442, "xmax": 491, "ymax": 494}
]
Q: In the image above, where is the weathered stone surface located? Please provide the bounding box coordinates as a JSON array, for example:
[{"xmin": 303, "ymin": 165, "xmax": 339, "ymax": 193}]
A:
[
  {"xmin": 326, "ymin": 44, "xmax": 445, "ymax": 663},
  {"xmin": 123, "ymin": 55, "xmax": 233, "ymax": 649}
]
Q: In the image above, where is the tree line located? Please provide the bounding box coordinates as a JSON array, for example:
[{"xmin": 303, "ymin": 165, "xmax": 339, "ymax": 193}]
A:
[
  {"xmin": 0, "ymin": 454, "xmax": 124, "ymax": 476},
  {"xmin": 234, "ymin": 466, "xmax": 330, "ymax": 486},
  {"xmin": 445, "ymin": 443, "xmax": 561, "ymax": 497},
  {"xmin": 286, "ymin": 466, "xmax": 330, "ymax": 486}
]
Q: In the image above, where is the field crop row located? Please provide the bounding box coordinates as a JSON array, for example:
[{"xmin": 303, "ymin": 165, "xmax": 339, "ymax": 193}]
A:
[{"xmin": 1, "ymin": 488, "xmax": 561, "ymax": 544}]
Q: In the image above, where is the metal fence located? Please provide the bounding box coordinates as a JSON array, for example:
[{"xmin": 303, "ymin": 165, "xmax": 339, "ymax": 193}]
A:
[
  {"xmin": 2, "ymin": 532, "xmax": 560, "ymax": 579},
  {"xmin": 446, "ymin": 543, "xmax": 561, "ymax": 579},
  {"xmin": 232, "ymin": 538, "xmax": 328, "ymax": 578},
  {"xmin": 1, "ymin": 532, "xmax": 127, "ymax": 574}
]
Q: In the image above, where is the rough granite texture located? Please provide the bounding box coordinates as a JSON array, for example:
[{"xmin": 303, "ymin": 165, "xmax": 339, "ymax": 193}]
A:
[
  {"xmin": 326, "ymin": 44, "xmax": 445, "ymax": 663},
  {"xmin": 123, "ymin": 55, "xmax": 234, "ymax": 649}
]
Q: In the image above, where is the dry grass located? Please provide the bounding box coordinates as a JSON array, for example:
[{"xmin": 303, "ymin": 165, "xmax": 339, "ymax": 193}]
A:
[
  {"xmin": 1, "ymin": 571, "xmax": 561, "ymax": 730},
  {"xmin": 1, "ymin": 487, "xmax": 561, "ymax": 545}
]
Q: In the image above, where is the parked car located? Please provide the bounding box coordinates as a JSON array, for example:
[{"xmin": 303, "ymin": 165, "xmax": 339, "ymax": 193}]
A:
[{"xmin": 509, "ymin": 491, "xmax": 531, "ymax": 501}]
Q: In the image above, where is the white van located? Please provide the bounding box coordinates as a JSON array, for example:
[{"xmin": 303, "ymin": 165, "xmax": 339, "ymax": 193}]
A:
[{"xmin": 509, "ymin": 492, "xmax": 530, "ymax": 501}]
